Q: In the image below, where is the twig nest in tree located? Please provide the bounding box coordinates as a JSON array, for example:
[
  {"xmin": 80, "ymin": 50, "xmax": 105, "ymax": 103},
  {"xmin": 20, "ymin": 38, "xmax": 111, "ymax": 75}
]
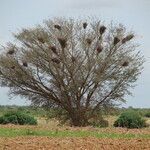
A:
[
  {"xmin": 122, "ymin": 34, "xmax": 134, "ymax": 44},
  {"xmin": 113, "ymin": 37, "xmax": 120, "ymax": 45},
  {"xmin": 71, "ymin": 56, "xmax": 76, "ymax": 62},
  {"xmin": 37, "ymin": 37, "xmax": 45, "ymax": 43},
  {"xmin": 96, "ymin": 46, "xmax": 103, "ymax": 53},
  {"xmin": 54, "ymin": 24, "xmax": 61, "ymax": 30},
  {"xmin": 23, "ymin": 62, "xmax": 28, "ymax": 67},
  {"xmin": 86, "ymin": 38, "xmax": 92, "ymax": 45},
  {"xmin": 50, "ymin": 46, "xmax": 57, "ymax": 54},
  {"xmin": 122, "ymin": 61, "xmax": 129, "ymax": 67},
  {"xmin": 51, "ymin": 58, "xmax": 60, "ymax": 64},
  {"xmin": 83, "ymin": 22, "xmax": 88, "ymax": 29},
  {"xmin": 99, "ymin": 26, "xmax": 106, "ymax": 35},
  {"xmin": 7, "ymin": 49, "xmax": 15, "ymax": 55},
  {"xmin": 57, "ymin": 38, "xmax": 67, "ymax": 49},
  {"xmin": 11, "ymin": 66, "xmax": 15, "ymax": 69}
]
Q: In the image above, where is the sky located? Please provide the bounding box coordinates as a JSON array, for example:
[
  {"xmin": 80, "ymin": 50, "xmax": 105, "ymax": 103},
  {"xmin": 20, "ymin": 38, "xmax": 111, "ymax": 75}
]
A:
[{"xmin": 0, "ymin": 0, "xmax": 150, "ymax": 107}]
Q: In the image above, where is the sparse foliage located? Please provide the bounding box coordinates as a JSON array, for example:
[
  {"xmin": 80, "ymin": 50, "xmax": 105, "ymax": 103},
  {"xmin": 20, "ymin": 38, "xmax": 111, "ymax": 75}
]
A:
[{"xmin": 0, "ymin": 18, "xmax": 144, "ymax": 126}]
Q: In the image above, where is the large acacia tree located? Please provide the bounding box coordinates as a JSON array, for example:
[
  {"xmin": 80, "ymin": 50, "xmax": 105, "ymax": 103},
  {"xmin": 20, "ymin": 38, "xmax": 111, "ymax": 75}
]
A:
[{"xmin": 0, "ymin": 18, "xmax": 144, "ymax": 126}]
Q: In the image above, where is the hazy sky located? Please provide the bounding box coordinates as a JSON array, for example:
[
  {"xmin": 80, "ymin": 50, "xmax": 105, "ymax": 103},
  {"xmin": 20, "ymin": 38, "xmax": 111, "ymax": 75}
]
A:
[{"xmin": 0, "ymin": 0, "xmax": 150, "ymax": 107}]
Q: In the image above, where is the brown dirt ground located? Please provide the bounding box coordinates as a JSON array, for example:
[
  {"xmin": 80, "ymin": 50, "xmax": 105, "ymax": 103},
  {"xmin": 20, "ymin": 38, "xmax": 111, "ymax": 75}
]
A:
[
  {"xmin": 0, "ymin": 118, "xmax": 149, "ymax": 150},
  {"xmin": 0, "ymin": 137, "xmax": 150, "ymax": 150}
]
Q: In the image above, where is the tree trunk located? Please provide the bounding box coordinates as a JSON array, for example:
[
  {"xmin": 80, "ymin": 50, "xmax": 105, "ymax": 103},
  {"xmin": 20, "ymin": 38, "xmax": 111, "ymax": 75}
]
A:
[{"xmin": 70, "ymin": 112, "xmax": 89, "ymax": 127}]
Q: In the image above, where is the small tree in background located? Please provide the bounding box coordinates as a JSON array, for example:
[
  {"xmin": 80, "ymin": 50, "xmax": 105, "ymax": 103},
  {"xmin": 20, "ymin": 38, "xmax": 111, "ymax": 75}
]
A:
[{"xmin": 0, "ymin": 18, "xmax": 144, "ymax": 126}]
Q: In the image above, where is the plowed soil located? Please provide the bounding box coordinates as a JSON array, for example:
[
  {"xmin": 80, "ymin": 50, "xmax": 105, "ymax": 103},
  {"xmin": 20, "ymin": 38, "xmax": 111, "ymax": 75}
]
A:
[
  {"xmin": 0, "ymin": 137, "xmax": 150, "ymax": 150},
  {"xmin": 0, "ymin": 118, "xmax": 150, "ymax": 150}
]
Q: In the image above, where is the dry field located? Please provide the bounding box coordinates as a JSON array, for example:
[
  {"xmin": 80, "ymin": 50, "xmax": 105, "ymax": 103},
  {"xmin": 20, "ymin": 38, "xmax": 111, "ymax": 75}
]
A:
[
  {"xmin": 0, "ymin": 137, "xmax": 150, "ymax": 150},
  {"xmin": 0, "ymin": 117, "xmax": 149, "ymax": 150}
]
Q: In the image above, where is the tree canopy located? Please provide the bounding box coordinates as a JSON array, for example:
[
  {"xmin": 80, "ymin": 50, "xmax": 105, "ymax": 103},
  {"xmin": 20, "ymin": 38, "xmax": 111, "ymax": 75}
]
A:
[{"xmin": 0, "ymin": 18, "xmax": 144, "ymax": 126}]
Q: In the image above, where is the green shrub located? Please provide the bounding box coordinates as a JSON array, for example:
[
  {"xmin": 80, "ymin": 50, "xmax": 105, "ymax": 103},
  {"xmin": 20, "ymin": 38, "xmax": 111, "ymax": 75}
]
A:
[
  {"xmin": 145, "ymin": 112, "xmax": 150, "ymax": 118},
  {"xmin": 0, "ymin": 111, "xmax": 37, "ymax": 125},
  {"xmin": 0, "ymin": 116, "xmax": 9, "ymax": 124},
  {"xmin": 6, "ymin": 115, "xmax": 18, "ymax": 124},
  {"xmin": 114, "ymin": 111, "xmax": 146, "ymax": 128}
]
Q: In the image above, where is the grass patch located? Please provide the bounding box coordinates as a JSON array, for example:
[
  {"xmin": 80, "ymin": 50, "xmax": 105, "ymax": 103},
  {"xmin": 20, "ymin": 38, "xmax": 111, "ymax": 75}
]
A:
[{"xmin": 0, "ymin": 128, "xmax": 149, "ymax": 139}]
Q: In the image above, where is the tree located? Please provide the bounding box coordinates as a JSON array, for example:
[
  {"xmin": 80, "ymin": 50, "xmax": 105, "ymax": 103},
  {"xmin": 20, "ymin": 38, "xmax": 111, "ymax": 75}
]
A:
[{"xmin": 0, "ymin": 18, "xmax": 144, "ymax": 126}]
